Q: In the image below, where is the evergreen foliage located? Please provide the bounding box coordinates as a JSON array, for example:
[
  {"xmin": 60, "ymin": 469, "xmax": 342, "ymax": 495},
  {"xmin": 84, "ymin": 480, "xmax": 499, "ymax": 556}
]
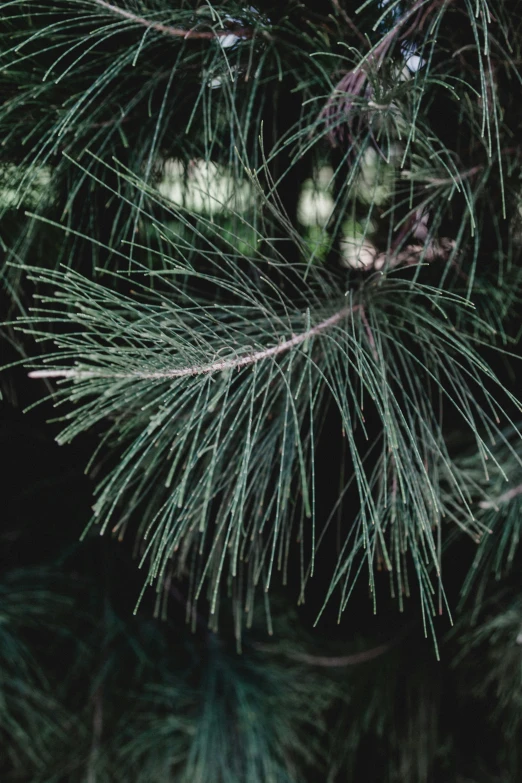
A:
[{"xmin": 2, "ymin": 0, "xmax": 522, "ymax": 779}]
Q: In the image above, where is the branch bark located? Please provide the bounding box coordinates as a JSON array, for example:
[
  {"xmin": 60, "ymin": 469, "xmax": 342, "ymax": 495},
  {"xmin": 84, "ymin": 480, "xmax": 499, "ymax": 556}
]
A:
[
  {"xmin": 253, "ymin": 625, "xmax": 409, "ymax": 667},
  {"xmin": 92, "ymin": 0, "xmax": 253, "ymax": 41},
  {"xmin": 29, "ymin": 303, "xmax": 361, "ymax": 381}
]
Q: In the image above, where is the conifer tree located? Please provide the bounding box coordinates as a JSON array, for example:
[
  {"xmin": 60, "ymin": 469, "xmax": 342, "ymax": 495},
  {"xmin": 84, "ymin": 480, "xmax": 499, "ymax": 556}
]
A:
[{"xmin": 2, "ymin": 0, "xmax": 522, "ymax": 780}]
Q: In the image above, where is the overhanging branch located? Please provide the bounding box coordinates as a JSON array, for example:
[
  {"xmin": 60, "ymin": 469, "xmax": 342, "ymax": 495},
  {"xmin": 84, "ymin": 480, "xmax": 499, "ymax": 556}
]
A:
[
  {"xmin": 91, "ymin": 0, "xmax": 253, "ymax": 41},
  {"xmin": 29, "ymin": 303, "xmax": 361, "ymax": 380}
]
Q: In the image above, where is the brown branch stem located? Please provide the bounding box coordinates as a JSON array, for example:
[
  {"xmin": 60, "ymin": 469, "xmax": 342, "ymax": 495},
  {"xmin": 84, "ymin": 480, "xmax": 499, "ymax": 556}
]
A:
[
  {"xmin": 29, "ymin": 304, "xmax": 360, "ymax": 381},
  {"xmin": 330, "ymin": 0, "xmax": 368, "ymax": 48},
  {"xmin": 402, "ymin": 163, "xmax": 485, "ymax": 188},
  {"xmin": 276, "ymin": 640, "xmax": 394, "ymax": 667},
  {"xmin": 253, "ymin": 626, "xmax": 408, "ymax": 667},
  {"xmin": 91, "ymin": 0, "xmax": 252, "ymax": 41}
]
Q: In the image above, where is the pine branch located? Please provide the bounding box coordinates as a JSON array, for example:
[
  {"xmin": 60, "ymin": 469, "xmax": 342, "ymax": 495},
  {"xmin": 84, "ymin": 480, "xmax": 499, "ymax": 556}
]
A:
[
  {"xmin": 17, "ymin": 234, "xmax": 521, "ymax": 633},
  {"xmin": 91, "ymin": 0, "xmax": 254, "ymax": 41},
  {"xmin": 254, "ymin": 630, "xmax": 407, "ymax": 667},
  {"xmin": 28, "ymin": 302, "xmax": 359, "ymax": 381}
]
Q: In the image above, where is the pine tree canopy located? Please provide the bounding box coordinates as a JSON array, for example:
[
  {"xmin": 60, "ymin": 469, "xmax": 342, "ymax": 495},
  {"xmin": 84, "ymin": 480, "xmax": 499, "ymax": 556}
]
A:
[{"xmin": 2, "ymin": 0, "xmax": 522, "ymax": 780}]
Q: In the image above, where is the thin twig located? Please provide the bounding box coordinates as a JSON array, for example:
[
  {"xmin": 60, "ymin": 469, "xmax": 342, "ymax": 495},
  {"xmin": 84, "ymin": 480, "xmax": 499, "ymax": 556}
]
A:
[
  {"xmin": 403, "ymin": 146, "xmax": 520, "ymax": 188},
  {"xmin": 375, "ymin": 237, "xmax": 457, "ymax": 269},
  {"xmin": 330, "ymin": 0, "xmax": 368, "ymax": 48},
  {"xmin": 91, "ymin": 0, "xmax": 253, "ymax": 40},
  {"xmin": 278, "ymin": 640, "xmax": 394, "ymax": 666},
  {"xmin": 29, "ymin": 304, "xmax": 361, "ymax": 381},
  {"xmin": 253, "ymin": 625, "xmax": 409, "ymax": 667},
  {"xmin": 401, "ymin": 163, "xmax": 485, "ymax": 188}
]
